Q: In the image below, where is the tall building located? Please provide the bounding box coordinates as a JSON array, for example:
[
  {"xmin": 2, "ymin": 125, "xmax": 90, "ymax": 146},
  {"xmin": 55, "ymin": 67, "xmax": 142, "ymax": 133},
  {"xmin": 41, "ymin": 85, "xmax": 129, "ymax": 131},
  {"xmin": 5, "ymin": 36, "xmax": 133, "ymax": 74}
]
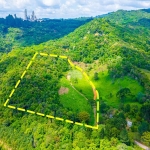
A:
[
  {"xmin": 31, "ymin": 11, "xmax": 35, "ymax": 21},
  {"xmin": 24, "ymin": 9, "xmax": 27, "ymax": 20},
  {"xmin": 14, "ymin": 14, "xmax": 17, "ymax": 19},
  {"xmin": 24, "ymin": 9, "xmax": 37, "ymax": 21}
]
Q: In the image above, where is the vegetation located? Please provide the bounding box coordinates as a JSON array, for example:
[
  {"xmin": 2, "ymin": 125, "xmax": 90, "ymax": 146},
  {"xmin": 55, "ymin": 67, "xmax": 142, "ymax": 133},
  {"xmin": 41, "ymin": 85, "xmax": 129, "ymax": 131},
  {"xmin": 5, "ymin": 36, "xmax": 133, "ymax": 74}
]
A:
[
  {"xmin": 0, "ymin": 8, "xmax": 150, "ymax": 149},
  {"xmin": 59, "ymin": 76, "xmax": 94, "ymax": 124},
  {"xmin": 0, "ymin": 15, "xmax": 92, "ymax": 53}
]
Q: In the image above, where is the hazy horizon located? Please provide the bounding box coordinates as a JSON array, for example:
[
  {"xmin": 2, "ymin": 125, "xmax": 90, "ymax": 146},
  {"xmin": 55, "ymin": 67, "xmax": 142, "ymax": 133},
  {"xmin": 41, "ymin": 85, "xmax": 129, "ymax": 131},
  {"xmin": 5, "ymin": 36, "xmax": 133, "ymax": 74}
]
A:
[{"xmin": 0, "ymin": 0, "xmax": 150, "ymax": 19}]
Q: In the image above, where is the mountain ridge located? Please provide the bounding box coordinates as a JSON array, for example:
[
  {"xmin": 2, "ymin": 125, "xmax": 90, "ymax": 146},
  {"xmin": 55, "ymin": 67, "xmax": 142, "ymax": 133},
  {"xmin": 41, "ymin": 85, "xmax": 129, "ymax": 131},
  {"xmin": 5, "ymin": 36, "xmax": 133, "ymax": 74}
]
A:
[{"xmin": 0, "ymin": 8, "xmax": 150, "ymax": 149}]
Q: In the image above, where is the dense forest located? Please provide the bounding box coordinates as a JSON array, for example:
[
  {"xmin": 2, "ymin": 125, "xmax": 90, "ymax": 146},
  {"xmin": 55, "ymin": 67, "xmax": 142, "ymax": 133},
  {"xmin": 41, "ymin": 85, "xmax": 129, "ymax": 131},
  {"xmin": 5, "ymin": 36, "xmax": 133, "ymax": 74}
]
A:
[
  {"xmin": 0, "ymin": 15, "xmax": 92, "ymax": 53},
  {"xmin": 0, "ymin": 9, "xmax": 150, "ymax": 149}
]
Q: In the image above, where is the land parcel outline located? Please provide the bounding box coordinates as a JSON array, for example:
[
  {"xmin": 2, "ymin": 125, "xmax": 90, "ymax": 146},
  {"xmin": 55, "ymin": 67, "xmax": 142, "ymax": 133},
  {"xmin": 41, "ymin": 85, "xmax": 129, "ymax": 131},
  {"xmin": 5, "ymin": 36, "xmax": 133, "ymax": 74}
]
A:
[{"xmin": 4, "ymin": 52, "xmax": 100, "ymax": 129}]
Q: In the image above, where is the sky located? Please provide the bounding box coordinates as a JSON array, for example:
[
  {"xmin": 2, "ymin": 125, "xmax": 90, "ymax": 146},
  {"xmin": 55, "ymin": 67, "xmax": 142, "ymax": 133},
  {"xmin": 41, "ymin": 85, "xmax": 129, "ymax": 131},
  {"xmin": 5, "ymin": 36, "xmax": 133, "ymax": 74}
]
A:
[{"xmin": 0, "ymin": 0, "xmax": 150, "ymax": 19}]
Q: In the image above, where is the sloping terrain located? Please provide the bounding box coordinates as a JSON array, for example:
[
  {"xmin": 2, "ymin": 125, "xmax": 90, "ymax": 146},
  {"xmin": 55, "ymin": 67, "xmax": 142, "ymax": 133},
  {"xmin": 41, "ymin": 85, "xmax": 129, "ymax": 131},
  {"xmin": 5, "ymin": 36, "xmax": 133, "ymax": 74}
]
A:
[
  {"xmin": 0, "ymin": 9, "xmax": 150, "ymax": 149},
  {"xmin": 0, "ymin": 17, "xmax": 92, "ymax": 53}
]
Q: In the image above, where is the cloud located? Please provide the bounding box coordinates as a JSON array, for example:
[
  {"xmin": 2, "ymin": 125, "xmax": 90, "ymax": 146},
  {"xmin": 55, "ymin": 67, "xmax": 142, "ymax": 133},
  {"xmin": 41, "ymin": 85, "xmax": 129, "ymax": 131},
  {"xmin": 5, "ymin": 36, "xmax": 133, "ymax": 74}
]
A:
[
  {"xmin": 0, "ymin": 0, "xmax": 150, "ymax": 18},
  {"xmin": 40, "ymin": 0, "xmax": 61, "ymax": 8}
]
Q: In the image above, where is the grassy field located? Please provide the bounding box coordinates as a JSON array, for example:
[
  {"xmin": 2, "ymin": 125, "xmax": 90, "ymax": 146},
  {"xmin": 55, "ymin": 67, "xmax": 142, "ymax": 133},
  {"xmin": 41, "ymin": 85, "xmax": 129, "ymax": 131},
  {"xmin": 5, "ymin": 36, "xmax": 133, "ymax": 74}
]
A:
[
  {"xmin": 59, "ymin": 76, "xmax": 94, "ymax": 124},
  {"xmin": 91, "ymin": 70, "xmax": 144, "ymax": 108},
  {"xmin": 76, "ymin": 61, "xmax": 144, "ymax": 108},
  {"xmin": 68, "ymin": 69, "xmax": 94, "ymax": 100}
]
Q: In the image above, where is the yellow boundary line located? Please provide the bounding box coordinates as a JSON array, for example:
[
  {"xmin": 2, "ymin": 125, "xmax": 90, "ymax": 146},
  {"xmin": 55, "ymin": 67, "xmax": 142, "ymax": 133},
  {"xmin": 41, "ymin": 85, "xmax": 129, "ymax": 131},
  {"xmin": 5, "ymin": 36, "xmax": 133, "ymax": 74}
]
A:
[
  {"xmin": 4, "ymin": 52, "xmax": 100, "ymax": 129},
  {"xmin": 17, "ymin": 107, "xmax": 25, "ymax": 112},
  {"xmin": 4, "ymin": 99, "xmax": 9, "ymax": 106},
  {"xmin": 96, "ymin": 90, "xmax": 99, "ymax": 99},
  {"xmin": 27, "ymin": 110, "xmax": 35, "ymax": 114},
  {"xmin": 9, "ymin": 89, "xmax": 15, "ymax": 98},
  {"xmin": 15, "ymin": 80, "xmax": 21, "ymax": 88},
  {"xmin": 65, "ymin": 119, "xmax": 73, "ymax": 123},
  {"xmin": 40, "ymin": 53, "xmax": 48, "ymax": 56},
  {"xmin": 46, "ymin": 115, "xmax": 55, "ymax": 119},
  {"xmin": 59, "ymin": 55, "xmax": 67, "ymax": 59},
  {"xmin": 75, "ymin": 122, "xmax": 84, "ymax": 126},
  {"xmin": 32, "ymin": 52, "xmax": 38, "ymax": 60},
  {"xmin": 21, "ymin": 70, "xmax": 27, "ymax": 79},
  {"xmin": 56, "ymin": 117, "xmax": 64, "ymax": 121},
  {"xmin": 50, "ymin": 54, "xmax": 57, "ymax": 57},
  {"xmin": 37, "ymin": 112, "xmax": 45, "ymax": 116},
  {"xmin": 8, "ymin": 105, "xmax": 16, "ymax": 109}
]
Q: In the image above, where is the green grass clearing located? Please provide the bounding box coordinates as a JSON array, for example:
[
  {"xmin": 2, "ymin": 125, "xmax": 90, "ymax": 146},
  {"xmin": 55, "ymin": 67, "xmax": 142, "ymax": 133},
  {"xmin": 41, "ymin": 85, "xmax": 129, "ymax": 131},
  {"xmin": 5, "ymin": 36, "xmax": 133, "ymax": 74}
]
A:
[
  {"xmin": 91, "ymin": 71, "xmax": 144, "ymax": 108},
  {"xmin": 68, "ymin": 69, "xmax": 94, "ymax": 100},
  {"xmin": 59, "ymin": 76, "xmax": 94, "ymax": 125}
]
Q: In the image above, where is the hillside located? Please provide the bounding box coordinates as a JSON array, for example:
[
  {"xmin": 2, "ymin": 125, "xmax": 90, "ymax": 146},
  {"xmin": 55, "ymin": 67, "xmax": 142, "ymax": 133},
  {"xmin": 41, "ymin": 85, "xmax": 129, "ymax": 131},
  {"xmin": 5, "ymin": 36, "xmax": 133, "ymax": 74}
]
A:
[
  {"xmin": 0, "ymin": 9, "xmax": 150, "ymax": 149},
  {"xmin": 0, "ymin": 16, "xmax": 92, "ymax": 53}
]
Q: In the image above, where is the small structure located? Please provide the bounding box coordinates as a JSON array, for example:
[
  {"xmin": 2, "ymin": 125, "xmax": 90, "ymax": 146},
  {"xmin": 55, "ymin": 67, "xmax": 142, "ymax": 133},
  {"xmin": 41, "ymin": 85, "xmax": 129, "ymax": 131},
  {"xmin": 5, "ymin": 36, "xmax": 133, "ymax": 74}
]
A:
[
  {"xmin": 94, "ymin": 32, "xmax": 100, "ymax": 36},
  {"xmin": 127, "ymin": 119, "xmax": 132, "ymax": 127},
  {"xmin": 67, "ymin": 74, "xmax": 71, "ymax": 80},
  {"xmin": 24, "ymin": 9, "xmax": 37, "ymax": 21}
]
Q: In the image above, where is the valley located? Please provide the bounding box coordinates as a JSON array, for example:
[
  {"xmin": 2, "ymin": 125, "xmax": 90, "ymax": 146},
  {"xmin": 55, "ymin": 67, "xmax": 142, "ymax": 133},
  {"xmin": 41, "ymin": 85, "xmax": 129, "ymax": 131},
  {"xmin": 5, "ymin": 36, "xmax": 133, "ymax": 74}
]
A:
[{"xmin": 0, "ymin": 8, "xmax": 150, "ymax": 150}]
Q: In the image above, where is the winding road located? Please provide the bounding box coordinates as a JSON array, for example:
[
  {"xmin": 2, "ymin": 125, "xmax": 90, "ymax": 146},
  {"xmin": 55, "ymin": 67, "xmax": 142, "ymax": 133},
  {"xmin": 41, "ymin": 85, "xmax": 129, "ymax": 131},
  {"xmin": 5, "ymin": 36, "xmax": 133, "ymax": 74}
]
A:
[{"xmin": 135, "ymin": 140, "xmax": 150, "ymax": 150}]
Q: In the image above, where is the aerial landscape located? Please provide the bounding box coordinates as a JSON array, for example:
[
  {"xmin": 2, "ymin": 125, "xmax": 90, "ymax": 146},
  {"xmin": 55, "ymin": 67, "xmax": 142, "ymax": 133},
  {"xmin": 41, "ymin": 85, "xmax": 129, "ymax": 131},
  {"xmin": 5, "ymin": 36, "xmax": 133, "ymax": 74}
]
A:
[{"xmin": 0, "ymin": 0, "xmax": 150, "ymax": 150}]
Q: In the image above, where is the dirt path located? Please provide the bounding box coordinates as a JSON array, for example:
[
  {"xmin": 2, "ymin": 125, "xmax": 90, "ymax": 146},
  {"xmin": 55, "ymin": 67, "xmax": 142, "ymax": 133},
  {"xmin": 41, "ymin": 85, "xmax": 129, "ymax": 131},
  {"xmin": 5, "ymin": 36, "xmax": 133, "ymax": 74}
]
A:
[
  {"xmin": 70, "ymin": 82, "xmax": 97, "ymax": 125},
  {"xmin": 0, "ymin": 140, "xmax": 12, "ymax": 150},
  {"xmin": 135, "ymin": 141, "xmax": 150, "ymax": 150},
  {"xmin": 70, "ymin": 82, "xmax": 88, "ymax": 101},
  {"xmin": 93, "ymin": 106, "xmax": 97, "ymax": 125}
]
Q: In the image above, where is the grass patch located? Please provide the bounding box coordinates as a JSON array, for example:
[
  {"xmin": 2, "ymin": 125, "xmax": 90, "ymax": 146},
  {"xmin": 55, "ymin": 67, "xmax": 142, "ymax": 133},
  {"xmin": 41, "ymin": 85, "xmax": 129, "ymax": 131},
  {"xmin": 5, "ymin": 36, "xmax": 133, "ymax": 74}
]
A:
[
  {"xmin": 69, "ymin": 69, "xmax": 94, "ymax": 100},
  {"xmin": 59, "ymin": 75, "xmax": 94, "ymax": 125},
  {"xmin": 92, "ymin": 71, "xmax": 144, "ymax": 108}
]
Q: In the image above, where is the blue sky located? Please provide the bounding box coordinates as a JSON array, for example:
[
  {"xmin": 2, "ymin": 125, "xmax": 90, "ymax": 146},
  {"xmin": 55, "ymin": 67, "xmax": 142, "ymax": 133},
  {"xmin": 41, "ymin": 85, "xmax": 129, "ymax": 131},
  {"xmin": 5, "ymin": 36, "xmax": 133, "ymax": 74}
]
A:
[{"xmin": 0, "ymin": 0, "xmax": 150, "ymax": 19}]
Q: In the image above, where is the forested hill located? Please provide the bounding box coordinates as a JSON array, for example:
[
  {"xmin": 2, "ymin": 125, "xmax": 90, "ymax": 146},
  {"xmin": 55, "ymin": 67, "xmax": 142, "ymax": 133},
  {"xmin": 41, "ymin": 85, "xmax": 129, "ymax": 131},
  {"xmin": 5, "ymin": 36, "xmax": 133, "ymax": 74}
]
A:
[
  {"xmin": 43, "ymin": 9, "xmax": 150, "ymax": 96},
  {"xmin": 0, "ymin": 15, "xmax": 92, "ymax": 53},
  {"xmin": 104, "ymin": 9, "xmax": 150, "ymax": 24},
  {"xmin": 0, "ymin": 9, "xmax": 150, "ymax": 149}
]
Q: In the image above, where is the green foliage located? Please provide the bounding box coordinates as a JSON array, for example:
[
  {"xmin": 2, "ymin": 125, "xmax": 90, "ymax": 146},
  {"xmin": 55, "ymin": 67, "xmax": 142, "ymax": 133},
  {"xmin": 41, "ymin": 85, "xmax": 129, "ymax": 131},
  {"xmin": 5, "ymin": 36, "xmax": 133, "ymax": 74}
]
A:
[
  {"xmin": 93, "ymin": 71, "xmax": 143, "ymax": 107},
  {"xmin": 100, "ymin": 101, "xmax": 110, "ymax": 113},
  {"xmin": 141, "ymin": 131, "xmax": 150, "ymax": 146},
  {"xmin": 124, "ymin": 104, "xmax": 130, "ymax": 113},
  {"xmin": 141, "ymin": 102, "xmax": 150, "ymax": 122},
  {"xmin": 119, "ymin": 129, "xmax": 130, "ymax": 145},
  {"xmin": 94, "ymin": 72, "xmax": 99, "ymax": 80},
  {"xmin": 0, "ymin": 8, "xmax": 150, "ymax": 149},
  {"xmin": 0, "ymin": 17, "xmax": 92, "ymax": 53},
  {"xmin": 116, "ymin": 88, "xmax": 131, "ymax": 102},
  {"xmin": 138, "ymin": 121, "xmax": 149, "ymax": 135},
  {"xmin": 105, "ymin": 9, "xmax": 150, "ymax": 25},
  {"xmin": 77, "ymin": 111, "xmax": 90, "ymax": 123},
  {"xmin": 59, "ymin": 77, "xmax": 94, "ymax": 124}
]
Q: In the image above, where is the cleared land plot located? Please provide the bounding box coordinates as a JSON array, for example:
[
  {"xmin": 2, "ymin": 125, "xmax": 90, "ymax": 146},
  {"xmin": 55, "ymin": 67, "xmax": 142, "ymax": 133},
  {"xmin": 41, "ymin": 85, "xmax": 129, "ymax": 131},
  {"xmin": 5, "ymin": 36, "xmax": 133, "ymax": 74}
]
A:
[
  {"xmin": 7, "ymin": 54, "xmax": 95, "ymax": 125},
  {"xmin": 59, "ymin": 76, "xmax": 94, "ymax": 124},
  {"xmin": 69, "ymin": 69, "xmax": 94, "ymax": 100}
]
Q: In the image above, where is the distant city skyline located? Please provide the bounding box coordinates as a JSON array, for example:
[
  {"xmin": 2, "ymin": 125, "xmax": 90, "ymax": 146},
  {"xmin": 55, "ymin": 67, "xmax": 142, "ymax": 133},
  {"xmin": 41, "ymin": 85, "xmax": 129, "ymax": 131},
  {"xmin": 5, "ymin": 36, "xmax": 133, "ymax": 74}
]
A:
[
  {"xmin": 24, "ymin": 9, "xmax": 37, "ymax": 21},
  {"xmin": 0, "ymin": 0, "xmax": 150, "ymax": 19}
]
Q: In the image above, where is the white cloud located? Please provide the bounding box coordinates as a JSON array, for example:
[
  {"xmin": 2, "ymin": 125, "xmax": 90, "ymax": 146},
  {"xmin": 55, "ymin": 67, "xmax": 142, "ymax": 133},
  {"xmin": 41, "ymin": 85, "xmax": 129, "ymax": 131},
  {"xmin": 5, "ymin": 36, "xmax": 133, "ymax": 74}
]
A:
[
  {"xmin": 0, "ymin": 0, "xmax": 5, "ymax": 5},
  {"xmin": 0, "ymin": 0, "xmax": 150, "ymax": 18},
  {"xmin": 13, "ymin": 0, "xmax": 30, "ymax": 8}
]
